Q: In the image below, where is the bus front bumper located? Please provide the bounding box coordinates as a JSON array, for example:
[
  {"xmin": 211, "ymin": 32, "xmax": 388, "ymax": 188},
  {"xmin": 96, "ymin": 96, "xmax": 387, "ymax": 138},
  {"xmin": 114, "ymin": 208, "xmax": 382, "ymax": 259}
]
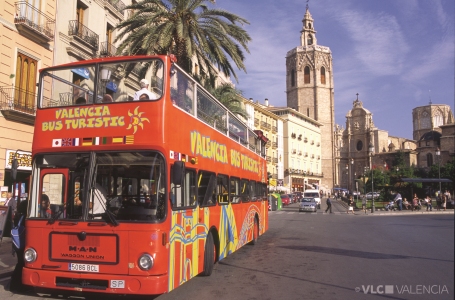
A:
[{"xmin": 22, "ymin": 267, "xmax": 169, "ymax": 295}]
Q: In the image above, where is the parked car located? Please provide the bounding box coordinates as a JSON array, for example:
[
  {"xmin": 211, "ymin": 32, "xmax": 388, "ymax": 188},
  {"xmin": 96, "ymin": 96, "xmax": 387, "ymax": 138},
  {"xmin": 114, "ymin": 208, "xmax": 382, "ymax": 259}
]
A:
[
  {"xmin": 303, "ymin": 189, "xmax": 321, "ymax": 209},
  {"xmin": 281, "ymin": 194, "xmax": 290, "ymax": 206},
  {"xmin": 299, "ymin": 197, "xmax": 318, "ymax": 212},
  {"xmin": 366, "ymin": 192, "xmax": 380, "ymax": 199}
]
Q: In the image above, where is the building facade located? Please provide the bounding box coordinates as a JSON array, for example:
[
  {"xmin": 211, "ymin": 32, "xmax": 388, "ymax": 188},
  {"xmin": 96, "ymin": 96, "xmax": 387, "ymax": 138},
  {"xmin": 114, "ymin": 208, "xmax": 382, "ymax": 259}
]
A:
[
  {"xmin": 285, "ymin": 7, "xmax": 335, "ymax": 191},
  {"xmin": 0, "ymin": 0, "xmax": 57, "ymax": 198},
  {"xmin": 244, "ymin": 98, "xmax": 284, "ymax": 191},
  {"xmin": 268, "ymin": 106, "xmax": 322, "ymax": 192}
]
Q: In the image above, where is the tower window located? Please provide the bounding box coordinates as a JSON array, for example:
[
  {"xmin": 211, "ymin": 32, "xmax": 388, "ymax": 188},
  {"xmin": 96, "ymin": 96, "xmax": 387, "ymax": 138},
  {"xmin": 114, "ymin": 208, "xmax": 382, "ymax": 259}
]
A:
[
  {"xmin": 304, "ymin": 66, "xmax": 310, "ymax": 84},
  {"xmin": 320, "ymin": 67, "xmax": 326, "ymax": 84},
  {"xmin": 426, "ymin": 153, "xmax": 433, "ymax": 167},
  {"xmin": 307, "ymin": 34, "xmax": 313, "ymax": 45}
]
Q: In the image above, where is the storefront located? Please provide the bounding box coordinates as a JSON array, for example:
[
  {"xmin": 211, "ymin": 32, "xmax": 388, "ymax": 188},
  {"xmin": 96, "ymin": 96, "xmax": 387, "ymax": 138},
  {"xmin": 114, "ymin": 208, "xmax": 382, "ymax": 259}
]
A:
[{"xmin": 1, "ymin": 149, "xmax": 32, "ymax": 203}]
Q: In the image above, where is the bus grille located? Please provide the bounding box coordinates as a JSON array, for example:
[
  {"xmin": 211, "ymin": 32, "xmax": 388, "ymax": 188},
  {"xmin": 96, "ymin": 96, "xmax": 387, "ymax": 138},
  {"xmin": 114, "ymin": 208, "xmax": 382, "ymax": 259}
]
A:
[{"xmin": 56, "ymin": 277, "xmax": 108, "ymax": 290}]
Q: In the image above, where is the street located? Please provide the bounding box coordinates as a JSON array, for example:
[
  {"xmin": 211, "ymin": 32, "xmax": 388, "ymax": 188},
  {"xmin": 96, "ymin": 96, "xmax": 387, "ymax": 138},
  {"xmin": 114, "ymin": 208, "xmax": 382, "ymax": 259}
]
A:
[{"xmin": 0, "ymin": 202, "xmax": 453, "ymax": 300}]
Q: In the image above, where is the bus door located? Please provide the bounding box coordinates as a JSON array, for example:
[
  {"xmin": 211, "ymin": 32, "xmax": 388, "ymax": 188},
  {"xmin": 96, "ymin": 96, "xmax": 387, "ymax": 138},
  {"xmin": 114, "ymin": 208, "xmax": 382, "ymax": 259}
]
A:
[{"xmin": 39, "ymin": 168, "xmax": 69, "ymax": 219}]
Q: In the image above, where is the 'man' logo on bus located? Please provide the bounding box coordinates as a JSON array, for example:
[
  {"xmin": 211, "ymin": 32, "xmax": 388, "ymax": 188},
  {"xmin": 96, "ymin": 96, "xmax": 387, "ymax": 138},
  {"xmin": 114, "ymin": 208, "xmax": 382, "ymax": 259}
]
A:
[{"xmin": 69, "ymin": 246, "xmax": 97, "ymax": 252}]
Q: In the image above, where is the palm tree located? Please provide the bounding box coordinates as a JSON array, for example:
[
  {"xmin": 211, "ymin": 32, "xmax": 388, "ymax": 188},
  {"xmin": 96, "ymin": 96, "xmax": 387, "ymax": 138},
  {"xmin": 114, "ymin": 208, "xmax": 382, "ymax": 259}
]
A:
[
  {"xmin": 205, "ymin": 83, "xmax": 248, "ymax": 119},
  {"xmin": 115, "ymin": 0, "xmax": 251, "ymax": 85}
]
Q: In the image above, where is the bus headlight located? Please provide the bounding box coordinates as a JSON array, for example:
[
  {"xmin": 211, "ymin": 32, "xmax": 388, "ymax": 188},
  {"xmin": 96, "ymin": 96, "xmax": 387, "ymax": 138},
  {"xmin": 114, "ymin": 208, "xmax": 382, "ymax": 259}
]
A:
[
  {"xmin": 24, "ymin": 248, "xmax": 37, "ymax": 263},
  {"xmin": 138, "ymin": 254, "xmax": 154, "ymax": 271}
]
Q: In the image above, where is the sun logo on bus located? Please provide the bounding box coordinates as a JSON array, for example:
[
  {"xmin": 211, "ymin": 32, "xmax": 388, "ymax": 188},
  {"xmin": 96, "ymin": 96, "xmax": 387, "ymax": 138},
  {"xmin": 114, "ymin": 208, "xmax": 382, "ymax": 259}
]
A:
[{"xmin": 126, "ymin": 106, "xmax": 149, "ymax": 134}]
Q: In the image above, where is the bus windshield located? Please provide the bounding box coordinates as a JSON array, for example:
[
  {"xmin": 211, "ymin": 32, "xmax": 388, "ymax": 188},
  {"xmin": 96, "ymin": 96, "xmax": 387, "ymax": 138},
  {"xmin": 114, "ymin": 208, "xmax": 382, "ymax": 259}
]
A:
[
  {"xmin": 30, "ymin": 151, "xmax": 166, "ymax": 222},
  {"xmin": 40, "ymin": 58, "xmax": 164, "ymax": 107}
]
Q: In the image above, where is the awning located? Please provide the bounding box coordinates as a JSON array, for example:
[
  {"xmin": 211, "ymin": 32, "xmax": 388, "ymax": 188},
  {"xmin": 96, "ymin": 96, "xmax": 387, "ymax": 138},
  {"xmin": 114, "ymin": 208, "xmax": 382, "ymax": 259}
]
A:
[
  {"xmin": 106, "ymin": 81, "xmax": 118, "ymax": 92},
  {"xmin": 399, "ymin": 178, "xmax": 452, "ymax": 183},
  {"xmin": 71, "ymin": 68, "xmax": 90, "ymax": 79}
]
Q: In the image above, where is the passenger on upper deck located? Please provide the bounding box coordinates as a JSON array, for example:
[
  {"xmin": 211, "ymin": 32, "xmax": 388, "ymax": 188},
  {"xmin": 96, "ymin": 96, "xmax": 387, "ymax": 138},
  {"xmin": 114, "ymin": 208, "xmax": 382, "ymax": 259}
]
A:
[
  {"xmin": 75, "ymin": 97, "xmax": 86, "ymax": 104},
  {"xmin": 102, "ymin": 94, "xmax": 113, "ymax": 103},
  {"xmin": 134, "ymin": 79, "xmax": 159, "ymax": 100}
]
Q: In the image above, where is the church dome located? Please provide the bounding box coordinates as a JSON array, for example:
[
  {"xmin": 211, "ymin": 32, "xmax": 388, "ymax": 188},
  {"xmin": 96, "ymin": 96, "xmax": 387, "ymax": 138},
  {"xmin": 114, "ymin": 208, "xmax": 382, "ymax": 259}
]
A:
[{"xmin": 418, "ymin": 130, "xmax": 441, "ymax": 142}]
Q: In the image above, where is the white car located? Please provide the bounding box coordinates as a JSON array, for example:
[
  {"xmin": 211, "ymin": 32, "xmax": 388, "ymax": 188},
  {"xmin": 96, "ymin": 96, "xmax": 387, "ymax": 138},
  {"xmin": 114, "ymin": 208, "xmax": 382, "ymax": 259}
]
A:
[
  {"xmin": 303, "ymin": 190, "xmax": 321, "ymax": 209},
  {"xmin": 366, "ymin": 192, "xmax": 380, "ymax": 199}
]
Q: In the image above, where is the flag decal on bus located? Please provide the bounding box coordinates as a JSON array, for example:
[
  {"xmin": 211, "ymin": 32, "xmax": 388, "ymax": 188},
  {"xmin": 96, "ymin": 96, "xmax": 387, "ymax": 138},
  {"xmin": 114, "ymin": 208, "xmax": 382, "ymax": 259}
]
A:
[{"xmin": 51, "ymin": 136, "xmax": 134, "ymax": 147}]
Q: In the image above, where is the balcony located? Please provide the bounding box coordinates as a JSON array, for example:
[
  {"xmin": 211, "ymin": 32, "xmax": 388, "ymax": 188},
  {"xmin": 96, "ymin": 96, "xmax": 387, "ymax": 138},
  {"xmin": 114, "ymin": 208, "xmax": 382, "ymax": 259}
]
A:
[
  {"xmin": 272, "ymin": 141, "xmax": 277, "ymax": 149},
  {"xmin": 272, "ymin": 125, "xmax": 277, "ymax": 133},
  {"xmin": 105, "ymin": 0, "xmax": 126, "ymax": 18},
  {"xmin": 291, "ymin": 133, "xmax": 296, "ymax": 139},
  {"xmin": 260, "ymin": 121, "xmax": 271, "ymax": 130},
  {"xmin": 304, "ymin": 152, "xmax": 308, "ymax": 157},
  {"xmin": 317, "ymin": 142, "xmax": 320, "ymax": 147},
  {"xmin": 100, "ymin": 41, "xmax": 118, "ymax": 57},
  {"xmin": 311, "ymin": 140, "xmax": 315, "ymax": 145},
  {"xmin": 273, "ymin": 157, "xmax": 278, "ymax": 163},
  {"xmin": 68, "ymin": 20, "xmax": 99, "ymax": 53},
  {"xmin": 298, "ymin": 134, "xmax": 302, "ymax": 141},
  {"xmin": 254, "ymin": 118, "xmax": 259, "ymax": 126},
  {"xmin": 291, "ymin": 149, "xmax": 297, "ymax": 154},
  {"xmin": 0, "ymin": 86, "xmax": 36, "ymax": 125},
  {"xmin": 311, "ymin": 154, "xmax": 315, "ymax": 158},
  {"xmin": 266, "ymin": 140, "xmax": 271, "ymax": 148},
  {"xmin": 304, "ymin": 137, "xmax": 308, "ymax": 143},
  {"xmin": 298, "ymin": 150, "xmax": 302, "ymax": 156},
  {"xmin": 266, "ymin": 156, "xmax": 271, "ymax": 162},
  {"xmin": 14, "ymin": 2, "xmax": 55, "ymax": 44}
]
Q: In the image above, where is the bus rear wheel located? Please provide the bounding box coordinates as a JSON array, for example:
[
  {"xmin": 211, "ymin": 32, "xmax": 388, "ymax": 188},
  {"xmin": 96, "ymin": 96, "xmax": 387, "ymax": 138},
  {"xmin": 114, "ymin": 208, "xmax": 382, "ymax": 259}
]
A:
[
  {"xmin": 201, "ymin": 233, "xmax": 215, "ymax": 276},
  {"xmin": 249, "ymin": 218, "xmax": 259, "ymax": 245}
]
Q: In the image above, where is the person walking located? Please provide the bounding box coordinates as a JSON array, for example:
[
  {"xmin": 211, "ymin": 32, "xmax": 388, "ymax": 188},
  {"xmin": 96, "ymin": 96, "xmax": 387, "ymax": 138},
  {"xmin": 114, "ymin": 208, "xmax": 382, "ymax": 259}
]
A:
[
  {"xmin": 3, "ymin": 192, "xmax": 17, "ymax": 215},
  {"xmin": 425, "ymin": 195, "xmax": 433, "ymax": 211},
  {"xmin": 325, "ymin": 197, "xmax": 332, "ymax": 213},
  {"xmin": 394, "ymin": 192, "xmax": 403, "ymax": 211},
  {"xmin": 362, "ymin": 196, "xmax": 367, "ymax": 214},
  {"xmin": 9, "ymin": 199, "xmax": 28, "ymax": 292},
  {"xmin": 347, "ymin": 196, "xmax": 355, "ymax": 214}
]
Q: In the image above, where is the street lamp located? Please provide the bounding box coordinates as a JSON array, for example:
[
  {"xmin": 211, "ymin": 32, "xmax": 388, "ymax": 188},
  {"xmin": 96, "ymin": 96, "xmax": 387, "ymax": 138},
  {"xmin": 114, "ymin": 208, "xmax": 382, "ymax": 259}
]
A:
[
  {"xmin": 345, "ymin": 164, "xmax": 349, "ymax": 190},
  {"xmin": 436, "ymin": 148, "xmax": 441, "ymax": 196},
  {"xmin": 369, "ymin": 142, "xmax": 375, "ymax": 213},
  {"xmin": 350, "ymin": 158, "xmax": 354, "ymax": 198},
  {"xmin": 363, "ymin": 166, "xmax": 369, "ymax": 196}
]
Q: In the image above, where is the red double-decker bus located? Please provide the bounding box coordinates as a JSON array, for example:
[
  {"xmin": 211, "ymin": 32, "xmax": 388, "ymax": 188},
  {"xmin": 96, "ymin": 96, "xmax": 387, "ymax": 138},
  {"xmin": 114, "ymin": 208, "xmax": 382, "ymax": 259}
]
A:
[{"xmin": 22, "ymin": 55, "xmax": 268, "ymax": 295}]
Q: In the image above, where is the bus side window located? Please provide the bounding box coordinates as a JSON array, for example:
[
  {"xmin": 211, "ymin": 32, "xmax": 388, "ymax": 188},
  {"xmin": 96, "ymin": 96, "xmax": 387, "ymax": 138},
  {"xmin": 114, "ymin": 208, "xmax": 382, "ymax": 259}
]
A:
[
  {"xmin": 249, "ymin": 181, "xmax": 257, "ymax": 202},
  {"xmin": 240, "ymin": 179, "xmax": 250, "ymax": 202},
  {"xmin": 171, "ymin": 167, "xmax": 196, "ymax": 209},
  {"xmin": 198, "ymin": 171, "xmax": 216, "ymax": 207},
  {"xmin": 217, "ymin": 174, "xmax": 229, "ymax": 205},
  {"xmin": 230, "ymin": 177, "xmax": 241, "ymax": 204}
]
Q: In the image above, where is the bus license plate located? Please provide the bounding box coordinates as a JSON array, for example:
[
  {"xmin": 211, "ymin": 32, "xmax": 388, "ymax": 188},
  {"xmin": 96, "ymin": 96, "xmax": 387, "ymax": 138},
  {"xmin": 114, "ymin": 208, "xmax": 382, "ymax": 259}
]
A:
[
  {"xmin": 68, "ymin": 263, "xmax": 99, "ymax": 272},
  {"xmin": 110, "ymin": 280, "xmax": 125, "ymax": 288}
]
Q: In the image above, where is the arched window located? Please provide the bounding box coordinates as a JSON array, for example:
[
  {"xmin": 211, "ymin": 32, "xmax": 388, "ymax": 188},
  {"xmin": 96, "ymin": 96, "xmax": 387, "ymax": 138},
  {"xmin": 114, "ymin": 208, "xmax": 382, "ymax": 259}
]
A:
[
  {"xmin": 291, "ymin": 69, "xmax": 295, "ymax": 87},
  {"xmin": 426, "ymin": 153, "xmax": 433, "ymax": 167},
  {"xmin": 433, "ymin": 111, "xmax": 443, "ymax": 127},
  {"xmin": 320, "ymin": 67, "xmax": 326, "ymax": 84},
  {"xmin": 307, "ymin": 34, "xmax": 313, "ymax": 45},
  {"xmin": 304, "ymin": 66, "xmax": 310, "ymax": 84}
]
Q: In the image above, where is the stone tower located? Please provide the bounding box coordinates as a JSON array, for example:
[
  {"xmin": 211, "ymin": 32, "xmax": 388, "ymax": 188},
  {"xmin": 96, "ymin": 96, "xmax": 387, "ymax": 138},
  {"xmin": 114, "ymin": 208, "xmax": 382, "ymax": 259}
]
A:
[
  {"xmin": 286, "ymin": 6, "xmax": 335, "ymax": 190},
  {"xmin": 412, "ymin": 104, "xmax": 454, "ymax": 141}
]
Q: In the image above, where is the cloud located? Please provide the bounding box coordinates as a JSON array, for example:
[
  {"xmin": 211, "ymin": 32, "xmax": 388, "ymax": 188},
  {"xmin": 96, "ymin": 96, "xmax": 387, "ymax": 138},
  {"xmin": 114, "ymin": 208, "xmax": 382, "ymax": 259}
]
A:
[{"xmin": 334, "ymin": 9, "xmax": 410, "ymax": 75}]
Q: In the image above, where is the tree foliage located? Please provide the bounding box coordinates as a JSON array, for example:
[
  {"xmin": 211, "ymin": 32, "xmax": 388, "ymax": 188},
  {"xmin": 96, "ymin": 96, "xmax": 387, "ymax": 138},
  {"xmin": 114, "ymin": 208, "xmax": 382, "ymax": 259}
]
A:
[{"xmin": 115, "ymin": 0, "xmax": 251, "ymax": 86}]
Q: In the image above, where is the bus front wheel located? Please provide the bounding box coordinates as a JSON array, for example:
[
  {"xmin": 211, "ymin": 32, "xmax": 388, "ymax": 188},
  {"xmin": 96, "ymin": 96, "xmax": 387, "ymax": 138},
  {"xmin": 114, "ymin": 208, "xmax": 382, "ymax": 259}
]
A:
[{"xmin": 201, "ymin": 233, "xmax": 215, "ymax": 276}]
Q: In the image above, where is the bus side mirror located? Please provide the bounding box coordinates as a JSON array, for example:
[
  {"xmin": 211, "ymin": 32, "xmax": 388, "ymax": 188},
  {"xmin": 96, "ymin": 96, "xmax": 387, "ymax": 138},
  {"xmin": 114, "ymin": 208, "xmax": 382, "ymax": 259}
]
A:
[
  {"xmin": 172, "ymin": 161, "xmax": 185, "ymax": 187},
  {"xmin": 11, "ymin": 158, "xmax": 19, "ymax": 181}
]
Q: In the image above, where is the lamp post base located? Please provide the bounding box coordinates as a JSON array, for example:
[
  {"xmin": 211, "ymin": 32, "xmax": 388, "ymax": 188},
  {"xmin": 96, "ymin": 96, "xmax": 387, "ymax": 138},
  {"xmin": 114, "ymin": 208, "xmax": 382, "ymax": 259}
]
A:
[{"xmin": 371, "ymin": 200, "xmax": 375, "ymax": 213}]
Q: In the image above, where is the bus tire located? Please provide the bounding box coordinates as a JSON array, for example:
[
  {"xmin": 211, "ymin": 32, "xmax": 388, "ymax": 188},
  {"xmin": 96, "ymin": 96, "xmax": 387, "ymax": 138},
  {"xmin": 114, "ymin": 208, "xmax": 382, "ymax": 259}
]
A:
[
  {"xmin": 249, "ymin": 218, "xmax": 259, "ymax": 245},
  {"xmin": 201, "ymin": 233, "xmax": 215, "ymax": 276}
]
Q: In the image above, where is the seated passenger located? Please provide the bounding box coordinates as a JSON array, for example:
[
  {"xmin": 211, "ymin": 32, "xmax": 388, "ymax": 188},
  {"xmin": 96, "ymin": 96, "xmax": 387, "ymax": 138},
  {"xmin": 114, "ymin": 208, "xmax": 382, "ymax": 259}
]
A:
[
  {"xmin": 134, "ymin": 79, "xmax": 159, "ymax": 100},
  {"xmin": 102, "ymin": 94, "xmax": 113, "ymax": 103},
  {"xmin": 75, "ymin": 97, "xmax": 86, "ymax": 104},
  {"xmin": 40, "ymin": 194, "xmax": 52, "ymax": 218},
  {"xmin": 139, "ymin": 93, "xmax": 150, "ymax": 100}
]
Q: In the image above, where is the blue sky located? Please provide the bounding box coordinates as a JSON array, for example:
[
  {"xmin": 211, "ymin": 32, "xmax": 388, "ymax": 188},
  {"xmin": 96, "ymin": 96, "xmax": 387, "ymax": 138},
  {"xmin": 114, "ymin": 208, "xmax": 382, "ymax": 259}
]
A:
[{"xmin": 218, "ymin": 0, "xmax": 454, "ymax": 140}]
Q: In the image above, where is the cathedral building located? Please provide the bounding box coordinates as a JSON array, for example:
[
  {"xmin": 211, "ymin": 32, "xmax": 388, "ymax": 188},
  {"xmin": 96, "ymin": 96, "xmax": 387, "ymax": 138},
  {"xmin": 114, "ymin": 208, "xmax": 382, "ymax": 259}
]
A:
[
  {"xmin": 334, "ymin": 96, "xmax": 417, "ymax": 191},
  {"xmin": 285, "ymin": 6, "xmax": 335, "ymax": 191}
]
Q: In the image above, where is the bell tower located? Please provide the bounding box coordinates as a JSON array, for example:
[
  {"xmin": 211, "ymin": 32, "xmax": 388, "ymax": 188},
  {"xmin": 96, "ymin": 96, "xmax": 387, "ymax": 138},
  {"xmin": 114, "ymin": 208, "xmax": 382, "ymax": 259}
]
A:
[{"xmin": 286, "ymin": 5, "xmax": 335, "ymax": 190}]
